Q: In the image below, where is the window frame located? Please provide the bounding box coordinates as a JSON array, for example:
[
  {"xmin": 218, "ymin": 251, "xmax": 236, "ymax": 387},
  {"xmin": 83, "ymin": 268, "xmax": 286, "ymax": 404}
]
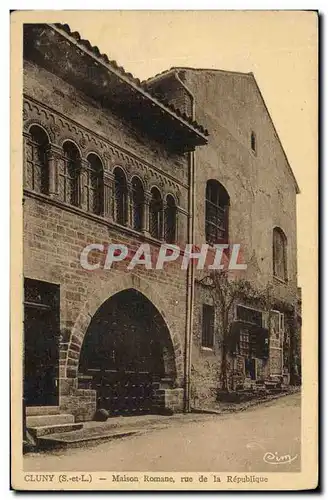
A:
[
  {"xmin": 86, "ymin": 153, "xmax": 104, "ymax": 216},
  {"xmin": 205, "ymin": 180, "xmax": 229, "ymax": 245},
  {"xmin": 201, "ymin": 303, "xmax": 215, "ymax": 349},
  {"xmin": 25, "ymin": 125, "xmax": 50, "ymax": 195},
  {"xmin": 131, "ymin": 176, "xmax": 145, "ymax": 232},
  {"xmin": 149, "ymin": 187, "xmax": 163, "ymax": 240},
  {"xmin": 62, "ymin": 140, "xmax": 81, "ymax": 207},
  {"xmin": 164, "ymin": 194, "xmax": 177, "ymax": 244},
  {"xmin": 113, "ymin": 167, "xmax": 128, "ymax": 226},
  {"xmin": 273, "ymin": 227, "xmax": 288, "ymax": 282}
]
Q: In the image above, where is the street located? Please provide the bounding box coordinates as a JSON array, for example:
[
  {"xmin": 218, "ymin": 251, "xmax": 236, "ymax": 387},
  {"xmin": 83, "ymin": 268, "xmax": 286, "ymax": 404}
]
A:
[{"xmin": 24, "ymin": 393, "xmax": 301, "ymax": 473}]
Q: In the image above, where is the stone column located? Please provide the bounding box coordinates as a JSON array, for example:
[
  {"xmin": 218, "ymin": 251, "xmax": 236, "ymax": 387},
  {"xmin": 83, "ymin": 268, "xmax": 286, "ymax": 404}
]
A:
[
  {"xmin": 79, "ymin": 158, "xmax": 89, "ymax": 211},
  {"xmin": 126, "ymin": 180, "xmax": 132, "ymax": 227},
  {"xmin": 46, "ymin": 144, "xmax": 62, "ymax": 197},
  {"xmin": 142, "ymin": 190, "xmax": 152, "ymax": 236},
  {"xmin": 103, "ymin": 171, "xmax": 114, "ymax": 220},
  {"xmin": 161, "ymin": 200, "xmax": 167, "ymax": 241},
  {"xmin": 175, "ymin": 207, "xmax": 180, "ymax": 244}
]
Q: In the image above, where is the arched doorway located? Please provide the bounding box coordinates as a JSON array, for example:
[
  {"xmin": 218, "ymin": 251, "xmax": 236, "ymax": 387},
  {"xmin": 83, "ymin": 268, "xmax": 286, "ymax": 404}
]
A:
[{"xmin": 78, "ymin": 289, "xmax": 177, "ymax": 415}]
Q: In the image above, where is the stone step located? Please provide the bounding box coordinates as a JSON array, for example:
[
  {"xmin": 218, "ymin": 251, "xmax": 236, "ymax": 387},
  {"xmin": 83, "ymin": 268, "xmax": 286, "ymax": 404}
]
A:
[
  {"xmin": 38, "ymin": 429, "xmax": 140, "ymax": 449},
  {"xmin": 28, "ymin": 422, "xmax": 83, "ymax": 438},
  {"xmin": 26, "ymin": 414, "xmax": 75, "ymax": 428},
  {"xmin": 26, "ymin": 406, "xmax": 60, "ymax": 416}
]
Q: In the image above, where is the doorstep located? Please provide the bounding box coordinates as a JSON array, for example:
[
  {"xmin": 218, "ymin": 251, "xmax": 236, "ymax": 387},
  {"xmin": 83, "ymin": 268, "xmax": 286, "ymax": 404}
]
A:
[{"xmin": 27, "ymin": 413, "xmax": 181, "ymax": 451}]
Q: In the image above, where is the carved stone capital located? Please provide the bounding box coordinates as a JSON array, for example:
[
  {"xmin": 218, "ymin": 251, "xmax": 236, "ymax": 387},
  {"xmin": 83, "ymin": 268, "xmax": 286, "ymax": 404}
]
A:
[{"xmin": 46, "ymin": 143, "xmax": 62, "ymax": 160}]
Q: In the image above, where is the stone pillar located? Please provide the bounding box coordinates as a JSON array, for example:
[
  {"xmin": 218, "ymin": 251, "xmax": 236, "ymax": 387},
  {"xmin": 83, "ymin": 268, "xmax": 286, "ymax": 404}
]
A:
[
  {"xmin": 142, "ymin": 191, "xmax": 151, "ymax": 236},
  {"xmin": 161, "ymin": 200, "xmax": 167, "ymax": 241},
  {"xmin": 152, "ymin": 384, "xmax": 184, "ymax": 414},
  {"xmin": 46, "ymin": 144, "xmax": 62, "ymax": 197},
  {"xmin": 126, "ymin": 180, "xmax": 132, "ymax": 227},
  {"xmin": 103, "ymin": 171, "xmax": 114, "ymax": 220},
  {"xmin": 175, "ymin": 207, "xmax": 180, "ymax": 243},
  {"xmin": 79, "ymin": 158, "xmax": 89, "ymax": 211}
]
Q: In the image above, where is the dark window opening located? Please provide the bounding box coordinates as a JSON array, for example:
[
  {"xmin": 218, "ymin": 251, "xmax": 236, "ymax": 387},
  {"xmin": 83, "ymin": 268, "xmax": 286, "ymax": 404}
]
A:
[
  {"xmin": 86, "ymin": 153, "xmax": 104, "ymax": 215},
  {"xmin": 273, "ymin": 227, "xmax": 287, "ymax": 281},
  {"xmin": 131, "ymin": 177, "xmax": 144, "ymax": 231},
  {"xmin": 251, "ymin": 131, "xmax": 256, "ymax": 153},
  {"xmin": 149, "ymin": 187, "xmax": 163, "ymax": 240},
  {"xmin": 205, "ymin": 180, "xmax": 229, "ymax": 244},
  {"xmin": 62, "ymin": 141, "xmax": 81, "ymax": 207},
  {"xmin": 25, "ymin": 125, "xmax": 49, "ymax": 194},
  {"xmin": 202, "ymin": 304, "xmax": 214, "ymax": 348},
  {"xmin": 164, "ymin": 195, "xmax": 177, "ymax": 243},
  {"xmin": 114, "ymin": 168, "xmax": 128, "ymax": 225},
  {"xmin": 236, "ymin": 305, "xmax": 263, "ymax": 327}
]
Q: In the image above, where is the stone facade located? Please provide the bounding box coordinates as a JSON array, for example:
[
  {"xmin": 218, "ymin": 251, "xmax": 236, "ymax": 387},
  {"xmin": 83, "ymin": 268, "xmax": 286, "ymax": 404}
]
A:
[
  {"xmin": 147, "ymin": 68, "xmax": 300, "ymax": 407},
  {"xmin": 23, "ymin": 24, "xmax": 301, "ymax": 419}
]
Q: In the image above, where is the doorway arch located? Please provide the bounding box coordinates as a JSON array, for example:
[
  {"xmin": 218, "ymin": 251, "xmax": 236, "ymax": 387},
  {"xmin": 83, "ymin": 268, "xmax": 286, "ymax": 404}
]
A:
[{"xmin": 78, "ymin": 288, "xmax": 177, "ymax": 414}]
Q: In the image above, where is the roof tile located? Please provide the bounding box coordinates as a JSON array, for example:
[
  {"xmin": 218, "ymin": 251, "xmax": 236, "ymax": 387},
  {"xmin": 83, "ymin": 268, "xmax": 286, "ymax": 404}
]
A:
[{"xmin": 53, "ymin": 23, "xmax": 208, "ymax": 137}]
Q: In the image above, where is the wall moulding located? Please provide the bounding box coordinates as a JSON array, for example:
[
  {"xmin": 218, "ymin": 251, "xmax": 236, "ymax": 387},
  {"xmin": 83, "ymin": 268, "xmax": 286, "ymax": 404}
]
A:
[{"xmin": 23, "ymin": 94, "xmax": 188, "ymax": 206}]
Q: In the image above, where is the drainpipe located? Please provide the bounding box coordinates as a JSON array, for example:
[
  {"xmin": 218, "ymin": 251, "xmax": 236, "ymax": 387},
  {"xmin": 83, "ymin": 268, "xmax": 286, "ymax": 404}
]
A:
[{"xmin": 175, "ymin": 71, "xmax": 196, "ymax": 413}]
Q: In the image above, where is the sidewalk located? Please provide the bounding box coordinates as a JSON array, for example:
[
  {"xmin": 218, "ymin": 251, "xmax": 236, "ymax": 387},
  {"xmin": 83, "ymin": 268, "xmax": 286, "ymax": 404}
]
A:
[
  {"xmin": 26, "ymin": 389, "xmax": 301, "ymax": 452},
  {"xmin": 192, "ymin": 386, "xmax": 301, "ymax": 415}
]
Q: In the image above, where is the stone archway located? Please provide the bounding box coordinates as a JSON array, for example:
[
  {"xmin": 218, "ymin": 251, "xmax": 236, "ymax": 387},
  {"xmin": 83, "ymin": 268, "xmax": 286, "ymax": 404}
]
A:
[
  {"xmin": 60, "ymin": 274, "xmax": 185, "ymax": 417},
  {"xmin": 78, "ymin": 288, "xmax": 177, "ymax": 414}
]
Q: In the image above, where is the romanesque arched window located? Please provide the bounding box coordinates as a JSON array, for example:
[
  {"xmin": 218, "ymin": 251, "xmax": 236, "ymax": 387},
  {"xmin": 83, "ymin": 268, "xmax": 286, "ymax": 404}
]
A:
[
  {"xmin": 131, "ymin": 176, "xmax": 144, "ymax": 231},
  {"xmin": 205, "ymin": 180, "xmax": 229, "ymax": 244},
  {"xmin": 62, "ymin": 141, "xmax": 81, "ymax": 207},
  {"xmin": 113, "ymin": 167, "xmax": 127, "ymax": 225},
  {"xmin": 86, "ymin": 153, "xmax": 104, "ymax": 216},
  {"xmin": 273, "ymin": 227, "xmax": 287, "ymax": 281},
  {"xmin": 149, "ymin": 187, "xmax": 163, "ymax": 240},
  {"xmin": 164, "ymin": 194, "xmax": 177, "ymax": 243},
  {"xmin": 25, "ymin": 125, "xmax": 49, "ymax": 194}
]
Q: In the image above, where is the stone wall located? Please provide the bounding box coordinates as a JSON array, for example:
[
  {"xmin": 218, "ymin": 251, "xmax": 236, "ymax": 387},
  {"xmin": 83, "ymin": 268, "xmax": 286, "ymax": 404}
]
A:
[
  {"xmin": 172, "ymin": 69, "xmax": 299, "ymax": 407},
  {"xmin": 23, "ymin": 59, "xmax": 191, "ymax": 419}
]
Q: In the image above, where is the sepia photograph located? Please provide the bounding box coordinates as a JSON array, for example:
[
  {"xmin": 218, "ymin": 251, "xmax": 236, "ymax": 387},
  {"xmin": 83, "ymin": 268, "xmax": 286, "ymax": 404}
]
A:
[{"xmin": 10, "ymin": 10, "xmax": 318, "ymax": 491}]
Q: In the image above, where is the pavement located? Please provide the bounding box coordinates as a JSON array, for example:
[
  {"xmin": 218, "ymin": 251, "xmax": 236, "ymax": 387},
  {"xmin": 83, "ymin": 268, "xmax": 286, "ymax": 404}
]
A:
[{"xmin": 24, "ymin": 392, "xmax": 301, "ymax": 473}]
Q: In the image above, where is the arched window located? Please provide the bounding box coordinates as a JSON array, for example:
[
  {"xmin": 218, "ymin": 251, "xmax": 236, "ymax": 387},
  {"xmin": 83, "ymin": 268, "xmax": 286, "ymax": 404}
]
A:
[
  {"xmin": 113, "ymin": 167, "xmax": 127, "ymax": 225},
  {"xmin": 86, "ymin": 153, "xmax": 103, "ymax": 215},
  {"xmin": 164, "ymin": 195, "xmax": 177, "ymax": 243},
  {"xmin": 62, "ymin": 141, "xmax": 81, "ymax": 207},
  {"xmin": 205, "ymin": 180, "xmax": 229, "ymax": 244},
  {"xmin": 131, "ymin": 177, "xmax": 144, "ymax": 231},
  {"xmin": 26, "ymin": 125, "xmax": 49, "ymax": 194},
  {"xmin": 273, "ymin": 227, "xmax": 287, "ymax": 281},
  {"xmin": 149, "ymin": 187, "xmax": 163, "ymax": 240}
]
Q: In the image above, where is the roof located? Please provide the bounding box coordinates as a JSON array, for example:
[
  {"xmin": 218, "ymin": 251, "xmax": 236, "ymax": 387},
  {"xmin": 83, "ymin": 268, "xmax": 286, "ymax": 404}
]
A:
[
  {"xmin": 143, "ymin": 66, "xmax": 253, "ymax": 85},
  {"xmin": 145, "ymin": 66, "xmax": 300, "ymax": 194},
  {"xmin": 51, "ymin": 24, "xmax": 209, "ymax": 139}
]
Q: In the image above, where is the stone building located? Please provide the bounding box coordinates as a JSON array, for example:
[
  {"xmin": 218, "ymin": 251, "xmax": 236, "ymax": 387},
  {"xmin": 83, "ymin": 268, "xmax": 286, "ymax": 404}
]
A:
[
  {"xmin": 23, "ymin": 23, "xmax": 300, "ymax": 424},
  {"xmin": 146, "ymin": 67, "xmax": 300, "ymax": 406}
]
